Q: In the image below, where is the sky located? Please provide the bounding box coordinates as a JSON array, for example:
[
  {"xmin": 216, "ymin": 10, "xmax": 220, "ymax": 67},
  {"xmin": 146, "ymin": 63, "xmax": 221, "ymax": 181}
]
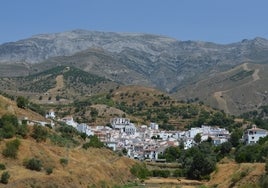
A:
[{"xmin": 1, "ymin": 0, "xmax": 268, "ymax": 44}]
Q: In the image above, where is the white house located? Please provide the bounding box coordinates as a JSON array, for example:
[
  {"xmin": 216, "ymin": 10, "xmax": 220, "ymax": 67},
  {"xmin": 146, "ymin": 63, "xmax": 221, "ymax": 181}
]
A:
[
  {"xmin": 110, "ymin": 117, "xmax": 136, "ymax": 135},
  {"xmin": 77, "ymin": 123, "xmax": 94, "ymax": 136},
  {"xmin": 243, "ymin": 125, "xmax": 268, "ymax": 144},
  {"xmin": 45, "ymin": 110, "xmax": 56, "ymax": 119},
  {"xmin": 61, "ymin": 116, "xmax": 78, "ymax": 128}
]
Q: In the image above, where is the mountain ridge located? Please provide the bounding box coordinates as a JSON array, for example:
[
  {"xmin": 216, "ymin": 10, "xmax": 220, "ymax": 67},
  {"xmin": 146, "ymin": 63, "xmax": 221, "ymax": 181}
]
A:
[{"xmin": 1, "ymin": 29, "xmax": 268, "ymax": 114}]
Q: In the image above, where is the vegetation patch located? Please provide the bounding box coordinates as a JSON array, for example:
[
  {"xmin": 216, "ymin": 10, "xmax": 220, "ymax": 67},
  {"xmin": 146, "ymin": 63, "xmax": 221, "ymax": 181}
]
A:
[
  {"xmin": 2, "ymin": 139, "xmax": 20, "ymax": 159},
  {"xmin": 229, "ymin": 70, "xmax": 254, "ymax": 81}
]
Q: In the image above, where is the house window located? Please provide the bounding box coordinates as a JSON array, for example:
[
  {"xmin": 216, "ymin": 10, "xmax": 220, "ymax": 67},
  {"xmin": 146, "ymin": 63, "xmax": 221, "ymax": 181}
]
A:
[{"xmin": 252, "ymin": 137, "xmax": 254, "ymax": 140}]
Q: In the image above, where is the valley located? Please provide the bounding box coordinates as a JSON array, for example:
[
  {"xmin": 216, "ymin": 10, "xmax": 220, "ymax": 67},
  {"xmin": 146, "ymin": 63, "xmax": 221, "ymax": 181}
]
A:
[{"xmin": 0, "ymin": 30, "xmax": 268, "ymax": 187}]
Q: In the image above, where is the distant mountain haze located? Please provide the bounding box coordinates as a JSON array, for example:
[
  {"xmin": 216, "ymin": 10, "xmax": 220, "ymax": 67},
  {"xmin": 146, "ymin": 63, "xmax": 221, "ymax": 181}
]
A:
[{"xmin": 0, "ymin": 29, "xmax": 268, "ymax": 114}]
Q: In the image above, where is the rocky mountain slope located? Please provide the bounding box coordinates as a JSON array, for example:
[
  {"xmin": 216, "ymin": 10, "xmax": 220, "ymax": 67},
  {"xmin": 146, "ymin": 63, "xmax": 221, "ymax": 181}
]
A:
[{"xmin": 1, "ymin": 30, "xmax": 268, "ymax": 114}]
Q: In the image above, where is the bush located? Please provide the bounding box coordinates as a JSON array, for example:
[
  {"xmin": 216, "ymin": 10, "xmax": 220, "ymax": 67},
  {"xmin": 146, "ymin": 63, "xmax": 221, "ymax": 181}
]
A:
[
  {"xmin": 130, "ymin": 163, "xmax": 150, "ymax": 179},
  {"xmin": 0, "ymin": 171, "xmax": 10, "ymax": 184},
  {"xmin": 0, "ymin": 164, "xmax": 6, "ymax": 170},
  {"xmin": 151, "ymin": 170, "xmax": 170, "ymax": 178},
  {"xmin": 60, "ymin": 158, "xmax": 68, "ymax": 167},
  {"xmin": 25, "ymin": 158, "xmax": 42, "ymax": 171},
  {"xmin": 16, "ymin": 96, "xmax": 28, "ymax": 109},
  {"xmin": 31, "ymin": 125, "xmax": 48, "ymax": 142},
  {"xmin": 82, "ymin": 135, "xmax": 104, "ymax": 149},
  {"xmin": 173, "ymin": 169, "xmax": 184, "ymax": 177},
  {"xmin": 45, "ymin": 167, "xmax": 53, "ymax": 175},
  {"xmin": 2, "ymin": 139, "xmax": 20, "ymax": 158},
  {"xmin": 260, "ymin": 174, "xmax": 268, "ymax": 188}
]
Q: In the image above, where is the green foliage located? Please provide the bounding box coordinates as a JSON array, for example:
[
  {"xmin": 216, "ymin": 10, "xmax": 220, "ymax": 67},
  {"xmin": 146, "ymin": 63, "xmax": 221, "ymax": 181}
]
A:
[
  {"xmin": 161, "ymin": 146, "xmax": 181, "ymax": 162},
  {"xmin": 31, "ymin": 125, "xmax": 48, "ymax": 142},
  {"xmin": 2, "ymin": 139, "xmax": 20, "ymax": 158},
  {"xmin": 230, "ymin": 168, "xmax": 250, "ymax": 187},
  {"xmin": 60, "ymin": 158, "xmax": 68, "ymax": 167},
  {"xmin": 0, "ymin": 164, "xmax": 6, "ymax": 170},
  {"xmin": 194, "ymin": 133, "xmax": 202, "ymax": 143},
  {"xmin": 28, "ymin": 102, "xmax": 46, "ymax": 116},
  {"xmin": 151, "ymin": 170, "xmax": 170, "ymax": 178},
  {"xmin": 260, "ymin": 175, "xmax": 268, "ymax": 188},
  {"xmin": 172, "ymin": 169, "xmax": 184, "ymax": 177},
  {"xmin": 130, "ymin": 163, "xmax": 150, "ymax": 179},
  {"xmin": 49, "ymin": 133, "xmax": 79, "ymax": 147},
  {"xmin": 45, "ymin": 167, "xmax": 53, "ymax": 175},
  {"xmin": 16, "ymin": 96, "xmax": 28, "ymax": 109},
  {"xmin": 229, "ymin": 70, "xmax": 254, "ymax": 81},
  {"xmin": 82, "ymin": 135, "xmax": 104, "ymax": 149},
  {"xmin": 57, "ymin": 124, "xmax": 80, "ymax": 138},
  {"xmin": 230, "ymin": 128, "xmax": 243, "ymax": 147},
  {"xmin": 208, "ymin": 111, "xmax": 234, "ymax": 127},
  {"xmin": 220, "ymin": 141, "xmax": 232, "ymax": 155},
  {"xmin": 234, "ymin": 142, "xmax": 268, "ymax": 163},
  {"xmin": 90, "ymin": 107, "xmax": 99, "ymax": 122},
  {"xmin": 0, "ymin": 114, "xmax": 19, "ymax": 138},
  {"xmin": 1, "ymin": 171, "xmax": 10, "ymax": 184},
  {"xmin": 16, "ymin": 124, "xmax": 28, "ymax": 138},
  {"xmin": 180, "ymin": 142, "xmax": 216, "ymax": 180},
  {"xmin": 25, "ymin": 158, "xmax": 42, "ymax": 171}
]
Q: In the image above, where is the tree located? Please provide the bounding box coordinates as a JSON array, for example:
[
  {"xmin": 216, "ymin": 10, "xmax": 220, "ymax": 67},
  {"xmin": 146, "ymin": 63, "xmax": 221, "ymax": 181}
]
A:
[
  {"xmin": 230, "ymin": 129, "xmax": 243, "ymax": 147},
  {"xmin": 220, "ymin": 141, "xmax": 232, "ymax": 155},
  {"xmin": 194, "ymin": 133, "xmax": 202, "ymax": 144},
  {"xmin": 0, "ymin": 114, "xmax": 19, "ymax": 138},
  {"xmin": 162, "ymin": 146, "xmax": 181, "ymax": 162},
  {"xmin": 90, "ymin": 108, "xmax": 98, "ymax": 122},
  {"xmin": 16, "ymin": 96, "xmax": 28, "ymax": 109}
]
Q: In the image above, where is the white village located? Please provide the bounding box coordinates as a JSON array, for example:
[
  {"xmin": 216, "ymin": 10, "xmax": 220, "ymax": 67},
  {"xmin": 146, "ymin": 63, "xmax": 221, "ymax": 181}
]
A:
[{"xmin": 43, "ymin": 111, "xmax": 268, "ymax": 161}]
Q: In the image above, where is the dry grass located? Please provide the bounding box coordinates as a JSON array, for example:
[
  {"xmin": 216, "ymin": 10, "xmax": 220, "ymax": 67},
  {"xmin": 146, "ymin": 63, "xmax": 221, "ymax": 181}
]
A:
[
  {"xmin": 0, "ymin": 138, "xmax": 136, "ymax": 188},
  {"xmin": 206, "ymin": 158, "xmax": 265, "ymax": 188},
  {"xmin": 0, "ymin": 95, "xmax": 46, "ymax": 121}
]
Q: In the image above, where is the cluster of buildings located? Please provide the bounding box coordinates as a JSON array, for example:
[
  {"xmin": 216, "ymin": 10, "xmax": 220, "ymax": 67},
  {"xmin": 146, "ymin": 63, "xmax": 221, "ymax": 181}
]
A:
[{"xmin": 45, "ymin": 111, "xmax": 268, "ymax": 161}]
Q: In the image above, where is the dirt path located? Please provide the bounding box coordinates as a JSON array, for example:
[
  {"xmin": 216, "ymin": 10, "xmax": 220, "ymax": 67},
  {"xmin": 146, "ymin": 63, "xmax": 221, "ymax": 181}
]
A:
[
  {"xmin": 48, "ymin": 75, "xmax": 64, "ymax": 94},
  {"xmin": 243, "ymin": 63, "xmax": 260, "ymax": 81},
  {"xmin": 213, "ymin": 91, "xmax": 230, "ymax": 114},
  {"xmin": 144, "ymin": 177, "xmax": 202, "ymax": 187},
  {"xmin": 252, "ymin": 68, "xmax": 260, "ymax": 81}
]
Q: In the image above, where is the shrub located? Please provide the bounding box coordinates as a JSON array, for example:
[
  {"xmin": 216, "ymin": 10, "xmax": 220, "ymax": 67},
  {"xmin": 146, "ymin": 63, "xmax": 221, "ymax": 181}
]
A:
[
  {"xmin": 2, "ymin": 139, "xmax": 20, "ymax": 158},
  {"xmin": 130, "ymin": 163, "xmax": 150, "ymax": 179},
  {"xmin": 31, "ymin": 125, "xmax": 48, "ymax": 142},
  {"xmin": 260, "ymin": 174, "xmax": 268, "ymax": 188},
  {"xmin": 1, "ymin": 171, "xmax": 10, "ymax": 184},
  {"xmin": 151, "ymin": 170, "xmax": 170, "ymax": 178},
  {"xmin": 60, "ymin": 158, "xmax": 68, "ymax": 167},
  {"xmin": 17, "ymin": 124, "xmax": 28, "ymax": 138},
  {"xmin": 173, "ymin": 169, "xmax": 184, "ymax": 177},
  {"xmin": 16, "ymin": 96, "xmax": 28, "ymax": 109},
  {"xmin": 0, "ymin": 164, "xmax": 6, "ymax": 170},
  {"xmin": 82, "ymin": 135, "xmax": 104, "ymax": 149},
  {"xmin": 25, "ymin": 158, "xmax": 42, "ymax": 171},
  {"xmin": 45, "ymin": 167, "xmax": 53, "ymax": 175}
]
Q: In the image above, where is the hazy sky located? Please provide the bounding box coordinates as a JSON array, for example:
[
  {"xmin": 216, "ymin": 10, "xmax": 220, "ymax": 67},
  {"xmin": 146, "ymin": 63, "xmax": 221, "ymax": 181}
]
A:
[{"xmin": 1, "ymin": 0, "xmax": 268, "ymax": 44}]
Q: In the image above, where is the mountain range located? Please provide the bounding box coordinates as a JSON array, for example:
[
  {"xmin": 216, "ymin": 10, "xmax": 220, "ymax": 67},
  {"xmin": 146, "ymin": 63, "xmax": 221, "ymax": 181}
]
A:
[{"xmin": 1, "ymin": 29, "xmax": 268, "ymax": 114}]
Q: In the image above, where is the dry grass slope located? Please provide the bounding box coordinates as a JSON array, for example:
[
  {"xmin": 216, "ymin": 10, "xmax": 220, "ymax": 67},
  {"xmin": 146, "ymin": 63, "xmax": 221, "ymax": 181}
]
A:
[
  {"xmin": 0, "ymin": 95, "xmax": 46, "ymax": 121},
  {"xmin": 0, "ymin": 138, "xmax": 136, "ymax": 188}
]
